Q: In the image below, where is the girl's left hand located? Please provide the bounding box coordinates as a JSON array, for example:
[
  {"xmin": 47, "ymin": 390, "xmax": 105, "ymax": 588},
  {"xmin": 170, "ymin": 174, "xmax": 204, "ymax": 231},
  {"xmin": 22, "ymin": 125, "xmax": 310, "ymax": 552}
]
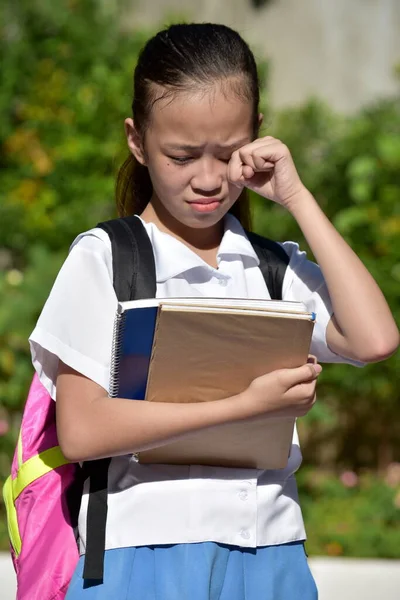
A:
[{"xmin": 228, "ymin": 136, "xmax": 306, "ymax": 209}]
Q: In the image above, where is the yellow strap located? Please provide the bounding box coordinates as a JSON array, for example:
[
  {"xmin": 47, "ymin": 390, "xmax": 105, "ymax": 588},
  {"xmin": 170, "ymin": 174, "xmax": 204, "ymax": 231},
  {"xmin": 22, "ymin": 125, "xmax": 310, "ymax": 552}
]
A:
[
  {"xmin": 3, "ymin": 447, "xmax": 70, "ymax": 557},
  {"xmin": 12, "ymin": 446, "xmax": 70, "ymax": 500},
  {"xmin": 3, "ymin": 475, "xmax": 22, "ymax": 556}
]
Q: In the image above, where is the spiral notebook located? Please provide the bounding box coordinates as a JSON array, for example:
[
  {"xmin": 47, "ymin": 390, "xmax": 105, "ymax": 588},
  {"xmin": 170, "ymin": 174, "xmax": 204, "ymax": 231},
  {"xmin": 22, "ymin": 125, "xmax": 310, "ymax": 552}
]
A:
[{"xmin": 110, "ymin": 297, "xmax": 316, "ymax": 469}]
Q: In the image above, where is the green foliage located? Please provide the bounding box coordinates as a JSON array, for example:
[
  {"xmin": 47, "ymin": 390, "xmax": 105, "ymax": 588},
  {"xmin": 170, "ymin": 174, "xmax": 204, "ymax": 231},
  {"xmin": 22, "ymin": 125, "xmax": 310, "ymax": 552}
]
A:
[
  {"xmin": 0, "ymin": 0, "xmax": 148, "ymax": 435},
  {"xmin": 298, "ymin": 466, "xmax": 400, "ymax": 558},
  {"xmin": 0, "ymin": 0, "xmax": 399, "ymax": 557}
]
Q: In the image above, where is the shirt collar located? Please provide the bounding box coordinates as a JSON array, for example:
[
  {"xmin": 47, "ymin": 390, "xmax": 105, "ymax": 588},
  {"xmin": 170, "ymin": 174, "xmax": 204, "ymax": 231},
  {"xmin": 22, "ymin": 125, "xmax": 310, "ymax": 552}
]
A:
[{"xmin": 138, "ymin": 214, "xmax": 259, "ymax": 283}]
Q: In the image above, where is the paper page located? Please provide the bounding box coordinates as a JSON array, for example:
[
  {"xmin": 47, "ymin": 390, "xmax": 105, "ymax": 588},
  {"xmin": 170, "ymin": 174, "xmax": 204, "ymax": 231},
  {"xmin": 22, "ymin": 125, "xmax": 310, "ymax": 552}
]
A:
[{"xmin": 119, "ymin": 297, "xmax": 309, "ymax": 314}]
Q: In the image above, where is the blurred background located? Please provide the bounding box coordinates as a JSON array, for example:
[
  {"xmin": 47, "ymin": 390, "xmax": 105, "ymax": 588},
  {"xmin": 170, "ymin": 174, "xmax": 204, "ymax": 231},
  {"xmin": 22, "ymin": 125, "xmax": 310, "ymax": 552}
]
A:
[{"xmin": 0, "ymin": 0, "xmax": 399, "ymax": 564}]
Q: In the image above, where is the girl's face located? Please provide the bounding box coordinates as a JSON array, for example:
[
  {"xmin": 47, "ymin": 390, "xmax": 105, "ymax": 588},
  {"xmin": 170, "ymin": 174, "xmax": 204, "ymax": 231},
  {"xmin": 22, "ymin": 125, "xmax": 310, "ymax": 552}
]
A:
[{"xmin": 127, "ymin": 83, "xmax": 254, "ymax": 233}]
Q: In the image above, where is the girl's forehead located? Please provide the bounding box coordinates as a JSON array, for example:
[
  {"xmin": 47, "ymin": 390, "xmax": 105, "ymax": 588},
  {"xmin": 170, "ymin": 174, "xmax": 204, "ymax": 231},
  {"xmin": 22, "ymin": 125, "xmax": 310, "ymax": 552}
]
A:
[{"xmin": 148, "ymin": 87, "xmax": 253, "ymax": 143}]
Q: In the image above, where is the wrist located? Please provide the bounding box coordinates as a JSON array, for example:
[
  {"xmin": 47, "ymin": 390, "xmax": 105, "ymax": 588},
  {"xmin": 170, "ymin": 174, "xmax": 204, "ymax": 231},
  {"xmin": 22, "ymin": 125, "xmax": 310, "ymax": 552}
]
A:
[
  {"xmin": 284, "ymin": 187, "xmax": 316, "ymax": 216},
  {"xmin": 218, "ymin": 390, "xmax": 254, "ymax": 422}
]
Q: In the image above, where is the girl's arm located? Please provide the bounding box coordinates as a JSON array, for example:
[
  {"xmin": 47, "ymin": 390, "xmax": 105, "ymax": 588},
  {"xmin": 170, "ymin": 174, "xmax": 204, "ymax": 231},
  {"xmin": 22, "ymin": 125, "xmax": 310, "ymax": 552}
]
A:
[
  {"xmin": 287, "ymin": 189, "xmax": 399, "ymax": 363},
  {"xmin": 56, "ymin": 360, "xmax": 321, "ymax": 462},
  {"xmin": 229, "ymin": 136, "xmax": 399, "ymax": 363}
]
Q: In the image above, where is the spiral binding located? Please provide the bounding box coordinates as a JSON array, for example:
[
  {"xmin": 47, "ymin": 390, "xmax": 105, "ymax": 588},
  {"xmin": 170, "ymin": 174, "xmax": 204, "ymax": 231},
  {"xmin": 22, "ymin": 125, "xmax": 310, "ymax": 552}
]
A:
[{"xmin": 109, "ymin": 309, "xmax": 127, "ymax": 397}]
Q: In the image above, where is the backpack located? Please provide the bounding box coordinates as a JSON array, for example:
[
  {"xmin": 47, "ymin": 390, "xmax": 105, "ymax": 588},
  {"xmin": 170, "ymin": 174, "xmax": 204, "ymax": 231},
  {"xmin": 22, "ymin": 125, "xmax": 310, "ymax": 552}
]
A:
[{"xmin": 3, "ymin": 215, "xmax": 289, "ymax": 599}]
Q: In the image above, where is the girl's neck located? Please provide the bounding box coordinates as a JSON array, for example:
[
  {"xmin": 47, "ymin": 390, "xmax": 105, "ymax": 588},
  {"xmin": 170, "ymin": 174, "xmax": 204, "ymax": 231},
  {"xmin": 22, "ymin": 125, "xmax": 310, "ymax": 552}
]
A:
[{"xmin": 140, "ymin": 200, "xmax": 224, "ymax": 268}]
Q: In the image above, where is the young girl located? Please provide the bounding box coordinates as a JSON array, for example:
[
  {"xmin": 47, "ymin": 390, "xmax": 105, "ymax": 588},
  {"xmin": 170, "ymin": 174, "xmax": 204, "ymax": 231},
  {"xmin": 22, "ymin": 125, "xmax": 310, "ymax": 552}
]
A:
[{"xmin": 29, "ymin": 23, "xmax": 398, "ymax": 600}]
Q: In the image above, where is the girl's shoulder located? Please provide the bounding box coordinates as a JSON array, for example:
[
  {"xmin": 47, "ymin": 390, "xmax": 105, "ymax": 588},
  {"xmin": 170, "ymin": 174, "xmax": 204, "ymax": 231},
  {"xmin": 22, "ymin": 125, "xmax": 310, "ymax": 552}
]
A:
[
  {"xmin": 278, "ymin": 240, "xmax": 304, "ymax": 261},
  {"xmin": 70, "ymin": 227, "xmax": 112, "ymax": 256},
  {"xmin": 277, "ymin": 240, "xmax": 327, "ymax": 299}
]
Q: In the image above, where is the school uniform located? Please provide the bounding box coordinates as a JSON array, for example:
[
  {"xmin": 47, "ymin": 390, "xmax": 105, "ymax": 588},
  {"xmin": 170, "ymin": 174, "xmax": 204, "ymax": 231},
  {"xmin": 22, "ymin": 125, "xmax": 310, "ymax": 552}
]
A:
[{"xmin": 30, "ymin": 214, "xmax": 361, "ymax": 599}]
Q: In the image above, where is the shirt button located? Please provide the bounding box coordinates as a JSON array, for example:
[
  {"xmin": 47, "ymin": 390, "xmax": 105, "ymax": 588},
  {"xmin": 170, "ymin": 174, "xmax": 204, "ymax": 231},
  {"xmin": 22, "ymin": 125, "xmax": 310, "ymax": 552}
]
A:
[
  {"xmin": 240, "ymin": 529, "xmax": 250, "ymax": 540},
  {"xmin": 218, "ymin": 278, "xmax": 227, "ymax": 286},
  {"xmin": 238, "ymin": 491, "xmax": 248, "ymax": 501}
]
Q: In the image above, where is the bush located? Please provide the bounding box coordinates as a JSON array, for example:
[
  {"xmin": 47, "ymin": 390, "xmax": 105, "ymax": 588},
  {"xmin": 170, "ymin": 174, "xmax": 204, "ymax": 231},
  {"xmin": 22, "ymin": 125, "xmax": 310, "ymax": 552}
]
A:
[{"xmin": 298, "ymin": 465, "xmax": 400, "ymax": 558}]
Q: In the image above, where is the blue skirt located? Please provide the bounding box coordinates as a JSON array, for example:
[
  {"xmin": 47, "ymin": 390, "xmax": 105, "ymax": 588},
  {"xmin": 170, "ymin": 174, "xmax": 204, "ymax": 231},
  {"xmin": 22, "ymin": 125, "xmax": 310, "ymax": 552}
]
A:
[{"xmin": 66, "ymin": 541, "xmax": 318, "ymax": 600}]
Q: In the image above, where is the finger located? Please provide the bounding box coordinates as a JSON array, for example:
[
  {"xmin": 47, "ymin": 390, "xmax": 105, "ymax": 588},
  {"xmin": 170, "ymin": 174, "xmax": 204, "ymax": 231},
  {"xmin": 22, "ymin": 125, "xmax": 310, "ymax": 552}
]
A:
[
  {"xmin": 293, "ymin": 394, "xmax": 317, "ymax": 417},
  {"xmin": 228, "ymin": 150, "xmax": 245, "ymax": 186},
  {"xmin": 237, "ymin": 139, "xmax": 277, "ymax": 169},
  {"xmin": 236, "ymin": 137, "xmax": 273, "ymax": 167},
  {"xmin": 278, "ymin": 363, "xmax": 322, "ymax": 390},
  {"xmin": 286, "ymin": 380, "xmax": 317, "ymax": 400},
  {"xmin": 251, "ymin": 142, "xmax": 289, "ymax": 169},
  {"xmin": 284, "ymin": 383, "xmax": 317, "ymax": 408},
  {"xmin": 238, "ymin": 140, "xmax": 287, "ymax": 172},
  {"xmin": 251, "ymin": 145, "xmax": 277, "ymax": 171},
  {"xmin": 242, "ymin": 165, "xmax": 254, "ymax": 179},
  {"xmin": 238, "ymin": 147, "xmax": 257, "ymax": 172}
]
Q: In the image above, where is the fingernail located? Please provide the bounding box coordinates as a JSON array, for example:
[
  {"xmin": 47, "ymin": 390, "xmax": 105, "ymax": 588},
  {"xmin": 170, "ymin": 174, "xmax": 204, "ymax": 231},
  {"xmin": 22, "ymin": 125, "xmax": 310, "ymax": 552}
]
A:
[{"xmin": 313, "ymin": 364, "xmax": 322, "ymax": 374}]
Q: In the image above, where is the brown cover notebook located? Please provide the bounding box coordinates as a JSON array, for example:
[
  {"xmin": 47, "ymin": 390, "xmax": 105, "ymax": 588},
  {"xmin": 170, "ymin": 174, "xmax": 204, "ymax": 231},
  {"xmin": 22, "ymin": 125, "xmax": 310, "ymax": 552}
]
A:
[{"xmin": 133, "ymin": 301, "xmax": 315, "ymax": 469}]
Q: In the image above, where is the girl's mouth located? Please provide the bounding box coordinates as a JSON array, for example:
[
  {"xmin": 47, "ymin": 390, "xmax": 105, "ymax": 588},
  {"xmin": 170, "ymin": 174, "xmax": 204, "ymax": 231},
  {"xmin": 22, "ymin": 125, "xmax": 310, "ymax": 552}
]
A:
[{"xmin": 188, "ymin": 199, "xmax": 222, "ymax": 213}]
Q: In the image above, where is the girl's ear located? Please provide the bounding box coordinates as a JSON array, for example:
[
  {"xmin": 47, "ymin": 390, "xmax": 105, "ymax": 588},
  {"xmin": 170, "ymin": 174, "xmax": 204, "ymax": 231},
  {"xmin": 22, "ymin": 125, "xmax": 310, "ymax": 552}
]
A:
[
  {"xmin": 125, "ymin": 118, "xmax": 146, "ymax": 165},
  {"xmin": 258, "ymin": 113, "xmax": 264, "ymax": 129}
]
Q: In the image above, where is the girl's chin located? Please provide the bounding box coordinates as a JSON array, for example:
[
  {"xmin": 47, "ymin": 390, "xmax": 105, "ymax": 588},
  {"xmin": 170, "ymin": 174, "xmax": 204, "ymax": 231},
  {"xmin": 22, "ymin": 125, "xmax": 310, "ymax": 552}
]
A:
[{"xmin": 182, "ymin": 209, "xmax": 228, "ymax": 229}]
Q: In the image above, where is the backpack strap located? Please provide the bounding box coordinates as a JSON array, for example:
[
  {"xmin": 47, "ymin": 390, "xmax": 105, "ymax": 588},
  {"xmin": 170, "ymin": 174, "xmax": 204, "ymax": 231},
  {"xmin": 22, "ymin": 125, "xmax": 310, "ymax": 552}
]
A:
[
  {"xmin": 98, "ymin": 215, "xmax": 157, "ymax": 301},
  {"xmin": 82, "ymin": 216, "xmax": 156, "ymax": 582},
  {"xmin": 246, "ymin": 230, "xmax": 289, "ymax": 301}
]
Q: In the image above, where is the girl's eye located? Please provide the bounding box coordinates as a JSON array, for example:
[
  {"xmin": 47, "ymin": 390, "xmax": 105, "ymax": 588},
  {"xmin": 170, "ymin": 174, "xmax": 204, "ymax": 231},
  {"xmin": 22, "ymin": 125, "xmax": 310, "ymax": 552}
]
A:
[
  {"xmin": 168, "ymin": 155, "xmax": 231, "ymax": 165},
  {"xmin": 169, "ymin": 156, "xmax": 193, "ymax": 164}
]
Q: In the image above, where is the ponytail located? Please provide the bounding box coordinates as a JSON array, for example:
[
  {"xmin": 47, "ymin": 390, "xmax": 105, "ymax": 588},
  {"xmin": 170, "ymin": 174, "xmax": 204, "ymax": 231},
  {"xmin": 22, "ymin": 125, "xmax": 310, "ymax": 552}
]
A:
[
  {"xmin": 229, "ymin": 191, "xmax": 252, "ymax": 231},
  {"xmin": 115, "ymin": 155, "xmax": 152, "ymax": 217}
]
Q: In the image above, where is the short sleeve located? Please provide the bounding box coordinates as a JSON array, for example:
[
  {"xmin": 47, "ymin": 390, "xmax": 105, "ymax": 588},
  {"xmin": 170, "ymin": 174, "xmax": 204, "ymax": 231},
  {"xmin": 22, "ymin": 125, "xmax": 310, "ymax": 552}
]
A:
[
  {"xmin": 29, "ymin": 229, "xmax": 117, "ymax": 399},
  {"xmin": 280, "ymin": 241, "xmax": 364, "ymax": 366}
]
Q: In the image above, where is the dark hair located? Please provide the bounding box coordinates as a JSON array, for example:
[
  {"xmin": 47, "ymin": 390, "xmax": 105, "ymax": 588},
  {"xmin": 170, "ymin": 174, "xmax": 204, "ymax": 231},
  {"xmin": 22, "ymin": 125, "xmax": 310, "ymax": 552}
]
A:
[{"xmin": 116, "ymin": 23, "xmax": 260, "ymax": 230}]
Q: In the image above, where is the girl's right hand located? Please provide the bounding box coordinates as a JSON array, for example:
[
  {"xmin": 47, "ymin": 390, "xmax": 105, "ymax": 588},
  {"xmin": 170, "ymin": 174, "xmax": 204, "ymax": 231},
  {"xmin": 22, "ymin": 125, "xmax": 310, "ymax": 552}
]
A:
[{"xmin": 241, "ymin": 363, "xmax": 322, "ymax": 419}]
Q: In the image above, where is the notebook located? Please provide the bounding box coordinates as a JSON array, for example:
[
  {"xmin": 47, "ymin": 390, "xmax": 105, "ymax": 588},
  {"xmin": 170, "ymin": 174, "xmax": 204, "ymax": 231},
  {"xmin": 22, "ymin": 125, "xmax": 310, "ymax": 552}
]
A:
[{"xmin": 110, "ymin": 297, "xmax": 316, "ymax": 469}]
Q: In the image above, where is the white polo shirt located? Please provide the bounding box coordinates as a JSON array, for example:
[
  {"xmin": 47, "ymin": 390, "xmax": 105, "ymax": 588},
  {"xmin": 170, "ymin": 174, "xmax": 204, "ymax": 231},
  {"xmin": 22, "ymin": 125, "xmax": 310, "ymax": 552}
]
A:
[{"xmin": 29, "ymin": 214, "xmax": 359, "ymax": 553}]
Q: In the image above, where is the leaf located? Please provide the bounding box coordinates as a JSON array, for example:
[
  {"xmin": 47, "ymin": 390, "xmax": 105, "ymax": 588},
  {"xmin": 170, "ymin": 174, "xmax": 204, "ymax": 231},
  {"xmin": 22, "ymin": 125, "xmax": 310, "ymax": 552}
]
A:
[
  {"xmin": 333, "ymin": 206, "xmax": 372, "ymax": 233},
  {"xmin": 347, "ymin": 156, "xmax": 377, "ymax": 180},
  {"xmin": 377, "ymin": 134, "xmax": 400, "ymax": 167}
]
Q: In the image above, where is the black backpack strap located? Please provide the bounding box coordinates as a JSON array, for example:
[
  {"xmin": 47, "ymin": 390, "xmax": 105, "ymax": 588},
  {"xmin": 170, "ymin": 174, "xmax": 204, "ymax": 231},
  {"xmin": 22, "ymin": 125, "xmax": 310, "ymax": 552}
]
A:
[
  {"xmin": 97, "ymin": 215, "xmax": 157, "ymax": 301},
  {"xmin": 246, "ymin": 230, "xmax": 289, "ymax": 301},
  {"xmin": 82, "ymin": 215, "xmax": 156, "ymax": 582}
]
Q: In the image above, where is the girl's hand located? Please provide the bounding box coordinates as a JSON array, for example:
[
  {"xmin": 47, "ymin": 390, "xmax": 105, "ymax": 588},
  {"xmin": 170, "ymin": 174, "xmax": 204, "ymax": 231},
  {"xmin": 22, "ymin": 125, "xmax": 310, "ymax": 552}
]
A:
[
  {"xmin": 228, "ymin": 136, "xmax": 306, "ymax": 209},
  {"xmin": 239, "ymin": 362, "xmax": 322, "ymax": 419}
]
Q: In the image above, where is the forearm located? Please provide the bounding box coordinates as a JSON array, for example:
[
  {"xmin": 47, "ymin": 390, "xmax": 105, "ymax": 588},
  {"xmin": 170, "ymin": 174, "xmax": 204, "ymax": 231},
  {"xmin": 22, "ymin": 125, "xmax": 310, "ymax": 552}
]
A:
[
  {"xmin": 288, "ymin": 188, "xmax": 399, "ymax": 361},
  {"xmin": 58, "ymin": 392, "xmax": 248, "ymax": 463}
]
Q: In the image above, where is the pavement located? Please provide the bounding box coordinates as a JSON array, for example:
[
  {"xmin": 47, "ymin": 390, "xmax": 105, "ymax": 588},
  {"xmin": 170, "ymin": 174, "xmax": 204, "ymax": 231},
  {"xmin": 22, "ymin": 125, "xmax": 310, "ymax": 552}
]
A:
[{"xmin": 1, "ymin": 553, "xmax": 400, "ymax": 599}]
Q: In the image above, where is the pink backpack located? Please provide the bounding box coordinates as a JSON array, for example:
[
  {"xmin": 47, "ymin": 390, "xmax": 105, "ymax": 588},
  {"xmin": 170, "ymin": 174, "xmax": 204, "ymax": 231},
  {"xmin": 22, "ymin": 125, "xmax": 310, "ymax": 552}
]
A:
[{"xmin": 3, "ymin": 373, "xmax": 80, "ymax": 600}]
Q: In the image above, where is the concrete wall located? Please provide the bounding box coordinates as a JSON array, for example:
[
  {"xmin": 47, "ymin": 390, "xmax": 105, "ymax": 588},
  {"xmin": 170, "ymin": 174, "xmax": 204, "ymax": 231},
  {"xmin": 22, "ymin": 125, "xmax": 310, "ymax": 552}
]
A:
[{"xmin": 126, "ymin": 0, "xmax": 400, "ymax": 113}]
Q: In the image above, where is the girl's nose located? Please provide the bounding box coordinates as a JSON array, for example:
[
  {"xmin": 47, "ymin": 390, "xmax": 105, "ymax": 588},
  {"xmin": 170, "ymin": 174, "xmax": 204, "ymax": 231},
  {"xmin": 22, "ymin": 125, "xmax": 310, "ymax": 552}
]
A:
[{"xmin": 191, "ymin": 157, "xmax": 223, "ymax": 193}]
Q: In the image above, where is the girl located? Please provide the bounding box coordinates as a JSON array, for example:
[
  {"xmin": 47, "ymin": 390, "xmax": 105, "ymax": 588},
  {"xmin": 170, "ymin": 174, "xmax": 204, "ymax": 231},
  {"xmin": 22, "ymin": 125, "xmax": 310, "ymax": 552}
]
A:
[{"xmin": 30, "ymin": 23, "xmax": 398, "ymax": 600}]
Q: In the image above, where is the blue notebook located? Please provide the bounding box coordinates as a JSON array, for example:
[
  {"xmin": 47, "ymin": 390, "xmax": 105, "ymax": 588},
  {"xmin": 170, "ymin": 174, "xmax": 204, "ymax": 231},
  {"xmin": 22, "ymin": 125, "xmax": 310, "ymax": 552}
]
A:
[{"xmin": 110, "ymin": 302, "xmax": 159, "ymax": 399}]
